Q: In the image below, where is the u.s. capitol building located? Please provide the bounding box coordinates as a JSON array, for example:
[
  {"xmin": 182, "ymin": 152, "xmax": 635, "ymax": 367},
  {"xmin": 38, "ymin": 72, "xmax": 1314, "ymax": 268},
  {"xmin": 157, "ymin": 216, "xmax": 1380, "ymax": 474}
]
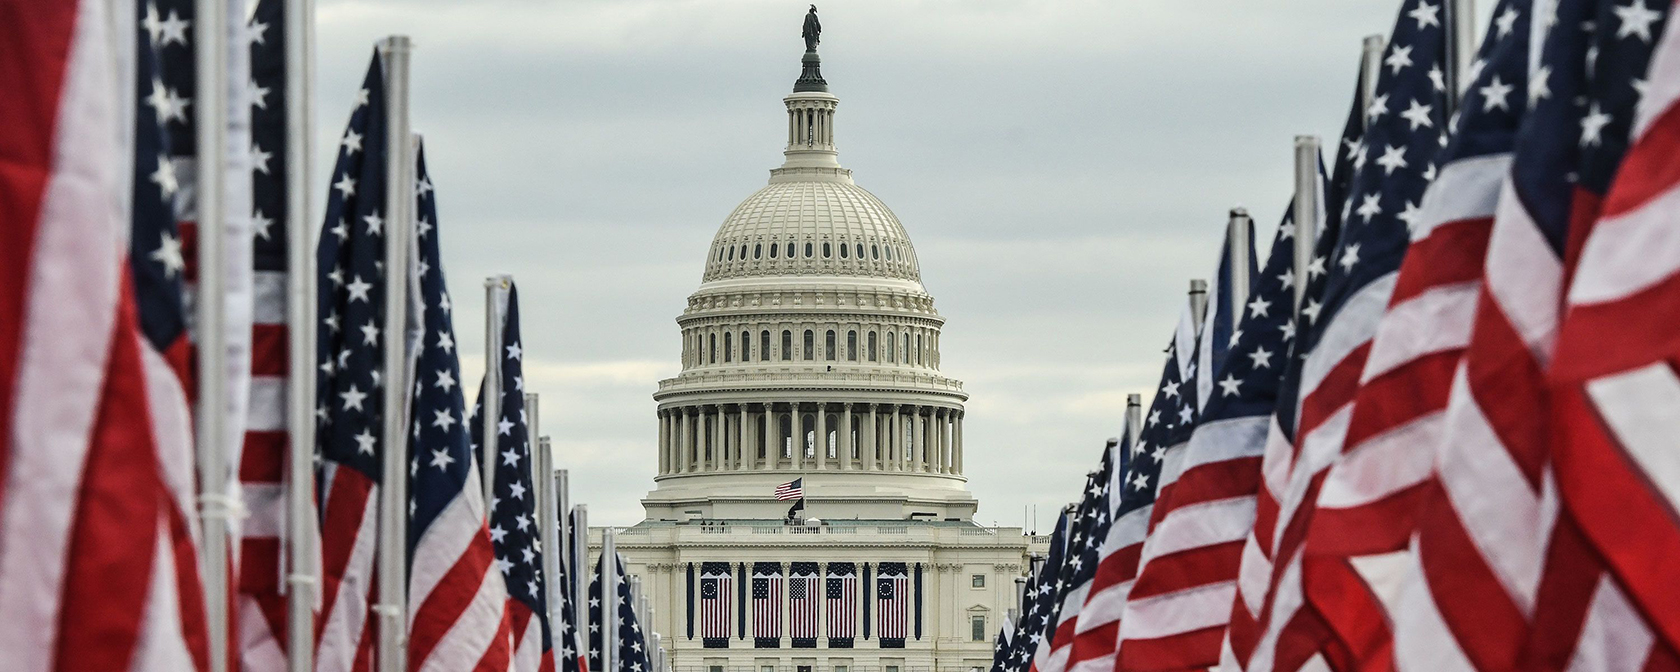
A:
[{"xmin": 592, "ymin": 19, "xmax": 1038, "ymax": 672}]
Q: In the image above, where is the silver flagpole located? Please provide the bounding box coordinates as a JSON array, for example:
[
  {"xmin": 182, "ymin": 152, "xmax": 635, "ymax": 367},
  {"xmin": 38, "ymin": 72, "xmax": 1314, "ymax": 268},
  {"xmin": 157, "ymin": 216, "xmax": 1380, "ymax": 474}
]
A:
[
  {"xmin": 1360, "ymin": 35, "xmax": 1386, "ymax": 130},
  {"xmin": 541, "ymin": 442, "xmax": 564, "ymax": 644},
  {"xmin": 1187, "ymin": 279, "xmax": 1209, "ymax": 331},
  {"xmin": 603, "ymin": 529, "xmax": 619, "ymax": 672},
  {"xmin": 1125, "ymin": 393, "xmax": 1142, "ymax": 448},
  {"xmin": 284, "ymin": 0, "xmax": 319, "ymax": 668},
  {"xmin": 1227, "ymin": 208, "xmax": 1252, "ymax": 315},
  {"xmin": 572, "ymin": 504, "xmax": 590, "ymax": 645},
  {"xmin": 375, "ymin": 35, "xmax": 415, "ymax": 672},
  {"xmin": 481, "ymin": 275, "xmax": 509, "ymax": 501},
  {"xmin": 1292, "ymin": 136, "xmax": 1322, "ymax": 311},
  {"xmin": 1445, "ymin": 0, "xmax": 1478, "ymax": 113},
  {"xmin": 194, "ymin": 0, "xmax": 231, "ymax": 667}
]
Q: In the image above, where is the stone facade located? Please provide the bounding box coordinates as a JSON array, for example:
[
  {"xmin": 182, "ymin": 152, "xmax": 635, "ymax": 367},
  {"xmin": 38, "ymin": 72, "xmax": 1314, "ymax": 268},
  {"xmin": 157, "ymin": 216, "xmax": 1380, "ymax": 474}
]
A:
[{"xmin": 590, "ymin": 39, "xmax": 1038, "ymax": 672}]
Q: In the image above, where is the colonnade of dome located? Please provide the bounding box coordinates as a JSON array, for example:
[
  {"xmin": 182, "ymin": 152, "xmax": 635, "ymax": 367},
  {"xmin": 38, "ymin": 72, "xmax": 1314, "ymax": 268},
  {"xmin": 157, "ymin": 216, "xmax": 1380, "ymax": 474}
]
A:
[{"xmin": 654, "ymin": 401, "xmax": 964, "ymax": 476}]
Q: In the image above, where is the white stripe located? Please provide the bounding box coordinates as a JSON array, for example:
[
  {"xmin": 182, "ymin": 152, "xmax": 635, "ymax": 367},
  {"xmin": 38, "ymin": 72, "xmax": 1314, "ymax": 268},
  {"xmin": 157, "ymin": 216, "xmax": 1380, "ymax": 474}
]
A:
[
  {"xmin": 1412, "ymin": 154, "xmax": 1509, "ymax": 241},
  {"xmin": 1484, "ymin": 177, "xmax": 1563, "ymax": 358},
  {"xmin": 408, "ymin": 461, "xmax": 488, "ymax": 630},
  {"xmin": 1140, "ymin": 496, "xmax": 1257, "ymax": 561},
  {"xmin": 1632, "ymin": 11, "xmax": 1680, "ymax": 140},
  {"xmin": 1392, "ymin": 549, "xmax": 1475, "ymax": 672},
  {"xmin": 1183, "ymin": 416, "xmax": 1268, "ymax": 473},
  {"xmin": 246, "ymin": 376, "xmax": 286, "ymax": 432},
  {"xmin": 142, "ymin": 338, "xmax": 197, "ymax": 545},
  {"xmin": 1156, "ymin": 440, "xmax": 1189, "ymax": 491},
  {"xmin": 512, "ymin": 609, "xmax": 542, "ymax": 672},
  {"xmin": 1436, "ymin": 364, "xmax": 1546, "ymax": 615},
  {"xmin": 1569, "ymin": 186, "xmax": 1680, "ymax": 307},
  {"xmin": 1119, "ymin": 580, "xmax": 1237, "ymax": 641},
  {"xmin": 1235, "ymin": 531, "xmax": 1270, "ymax": 617},
  {"xmin": 238, "ymin": 595, "xmax": 289, "ymax": 672},
  {"xmin": 1566, "ymin": 576, "xmax": 1655, "ymax": 672},
  {"xmin": 241, "ymin": 482, "xmax": 285, "ymax": 539},
  {"xmin": 1298, "ymin": 274, "xmax": 1397, "ymax": 405},
  {"xmin": 414, "ymin": 567, "xmax": 510, "ymax": 672},
  {"xmin": 130, "ymin": 513, "xmax": 195, "ymax": 672},
  {"xmin": 252, "ymin": 270, "xmax": 288, "ymax": 325},
  {"xmin": 0, "ymin": 1, "xmax": 122, "ymax": 667},
  {"xmin": 316, "ymin": 494, "xmax": 380, "ymax": 670},
  {"xmin": 1360, "ymin": 281, "xmax": 1479, "ymax": 383},
  {"xmin": 1585, "ymin": 363, "xmax": 1680, "ymax": 509},
  {"xmin": 1316, "ymin": 409, "xmax": 1440, "ymax": 510},
  {"xmin": 1271, "ymin": 403, "xmax": 1352, "ymax": 553}
]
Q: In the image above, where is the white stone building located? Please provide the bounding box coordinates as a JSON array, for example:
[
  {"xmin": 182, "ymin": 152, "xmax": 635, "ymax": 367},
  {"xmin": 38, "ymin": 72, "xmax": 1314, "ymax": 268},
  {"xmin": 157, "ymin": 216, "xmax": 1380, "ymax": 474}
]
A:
[{"xmin": 590, "ymin": 31, "xmax": 1039, "ymax": 672}]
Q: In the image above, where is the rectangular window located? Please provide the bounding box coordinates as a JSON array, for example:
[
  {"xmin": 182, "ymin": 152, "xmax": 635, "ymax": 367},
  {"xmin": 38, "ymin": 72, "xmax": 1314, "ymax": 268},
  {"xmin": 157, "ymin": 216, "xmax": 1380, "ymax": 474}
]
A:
[
  {"xmin": 711, "ymin": 667, "xmax": 724, "ymax": 672},
  {"xmin": 971, "ymin": 574, "xmax": 985, "ymax": 588},
  {"xmin": 971, "ymin": 615, "xmax": 987, "ymax": 641},
  {"xmin": 804, "ymin": 331, "xmax": 814, "ymax": 360},
  {"xmin": 826, "ymin": 331, "xmax": 837, "ymax": 361},
  {"xmin": 725, "ymin": 333, "xmax": 733, "ymax": 362},
  {"xmin": 847, "ymin": 330, "xmax": 857, "ymax": 361},
  {"xmin": 835, "ymin": 666, "xmax": 849, "ymax": 672},
  {"xmin": 868, "ymin": 332, "xmax": 878, "ymax": 361},
  {"xmin": 762, "ymin": 331, "xmax": 771, "ymax": 361},
  {"xmin": 783, "ymin": 331, "xmax": 793, "ymax": 361}
]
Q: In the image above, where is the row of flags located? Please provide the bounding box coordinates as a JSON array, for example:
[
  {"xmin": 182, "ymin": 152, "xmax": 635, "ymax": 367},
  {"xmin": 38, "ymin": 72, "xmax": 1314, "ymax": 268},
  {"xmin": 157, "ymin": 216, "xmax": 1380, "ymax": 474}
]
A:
[
  {"xmin": 995, "ymin": 0, "xmax": 1680, "ymax": 669},
  {"xmin": 699, "ymin": 561, "xmax": 905, "ymax": 646},
  {"xmin": 0, "ymin": 1, "xmax": 664, "ymax": 671}
]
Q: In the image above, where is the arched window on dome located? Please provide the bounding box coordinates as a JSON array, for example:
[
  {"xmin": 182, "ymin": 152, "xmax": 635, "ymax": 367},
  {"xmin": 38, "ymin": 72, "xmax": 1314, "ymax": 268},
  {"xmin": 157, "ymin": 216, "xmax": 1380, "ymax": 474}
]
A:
[
  {"xmin": 868, "ymin": 331, "xmax": 878, "ymax": 362},
  {"xmin": 741, "ymin": 330, "xmax": 750, "ymax": 361},
  {"xmin": 872, "ymin": 244, "xmax": 880, "ymax": 260},
  {"xmin": 782, "ymin": 330, "xmax": 792, "ymax": 361},
  {"xmin": 740, "ymin": 244, "xmax": 747, "ymax": 260},
  {"xmin": 709, "ymin": 333, "xmax": 717, "ymax": 364},
  {"xmin": 825, "ymin": 330, "xmax": 836, "ymax": 361},
  {"xmin": 826, "ymin": 414, "xmax": 838, "ymax": 459},
  {"xmin": 727, "ymin": 246, "xmax": 734, "ymax": 261},
  {"xmin": 802, "ymin": 414, "xmax": 816, "ymax": 458},
  {"xmin": 723, "ymin": 332, "xmax": 732, "ymax": 363},
  {"xmin": 779, "ymin": 414, "xmax": 792, "ymax": 459},
  {"xmin": 761, "ymin": 330, "xmax": 771, "ymax": 362},
  {"xmin": 822, "ymin": 242, "xmax": 832, "ymax": 258},
  {"xmin": 768, "ymin": 243, "xmax": 777, "ymax": 259},
  {"xmin": 885, "ymin": 332, "xmax": 895, "ymax": 363},
  {"xmin": 805, "ymin": 242, "xmax": 814, "ymax": 258},
  {"xmin": 856, "ymin": 243, "xmax": 864, "ymax": 259},
  {"xmin": 916, "ymin": 333, "xmax": 923, "ymax": 366},
  {"xmin": 839, "ymin": 243, "xmax": 848, "ymax": 259},
  {"xmin": 716, "ymin": 247, "xmax": 724, "ymax": 262},
  {"xmin": 885, "ymin": 246, "xmax": 894, "ymax": 261},
  {"xmin": 803, "ymin": 330, "xmax": 814, "ymax": 360},
  {"xmin": 902, "ymin": 334, "xmax": 910, "ymax": 364},
  {"xmin": 786, "ymin": 242, "xmax": 795, "ymax": 258},
  {"xmin": 847, "ymin": 330, "xmax": 857, "ymax": 361}
]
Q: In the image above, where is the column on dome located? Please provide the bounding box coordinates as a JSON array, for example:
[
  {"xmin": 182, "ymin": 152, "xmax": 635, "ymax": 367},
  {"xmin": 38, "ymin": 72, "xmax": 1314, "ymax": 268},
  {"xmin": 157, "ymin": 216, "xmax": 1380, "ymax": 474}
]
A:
[
  {"xmin": 865, "ymin": 404, "xmax": 878, "ymax": 470},
  {"xmin": 954, "ymin": 411, "xmax": 964, "ymax": 474},
  {"xmin": 738, "ymin": 404, "xmax": 751, "ymax": 471},
  {"xmin": 841, "ymin": 403, "xmax": 853, "ymax": 470},
  {"xmin": 763, "ymin": 402, "xmax": 776, "ymax": 470},
  {"xmin": 909, "ymin": 407, "xmax": 923, "ymax": 472},
  {"xmin": 657, "ymin": 410, "xmax": 669, "ymax": 475},
  {"xmin": 815, "ymin": 404, "xmax": 827, "ymax": 470},
  {"xmin": 712, "ymin": 405, "xmax": 725, "ymax": 471},
  {"xmin": 889, "ymin": 405, "xmax": 902, "ymax": 471},
  {"xmin": 937, "ymin": 409, "xmax": 950, "ymax": 474},
  {"xmin": 926, "ymin": 408, "xmax": 938, "ymax": 473},
  {"xmin": 792, "ymin": 404, "xmax": 804, "ymax": 469},
  {"xmin": 678, "ymin": 407, "xmax": 691, "ymax": 472}
]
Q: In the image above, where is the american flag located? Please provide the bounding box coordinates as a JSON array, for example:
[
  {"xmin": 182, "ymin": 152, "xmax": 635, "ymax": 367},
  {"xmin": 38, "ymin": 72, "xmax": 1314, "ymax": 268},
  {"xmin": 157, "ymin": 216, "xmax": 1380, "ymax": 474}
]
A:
[
  {"xmin": 988, "ymin": 614, "xmax": 1015, "ymax": 672},
  {"xmin": 1238, "ymin": 0, "xmax": 1450, "ymax": 667},
  {"xmin": 589, "ymin": 554, "xmax": 654, "ymax": 672},
  {"xmin": 1547, "ymin": 2, "xmax": 1680, "ymax": 664},
  {"xmin": 0, "ymin": 3, "xmax": 211, "ymax": 668},
  {"xmin": 1034, "ymin": 442, "xmax": 1116, "ymax": 672},
  {"xmin": 472, "ymin": 283, "xmax": 556, "ymax": 672},
  {"xmin": 1401, "ymin": 0, "xmax": 1673, "ymax": 669},
  {"xmin": 825, "ymin": 562, "xmax": 859, "ymax": 646},
  {"xmin": 876, "ymin": 562, "xmax": 911, "ymax": 644},
  {"xmin": 774, "ymin": 478, "xmax": 804, "ymax": 500},
  {"xmin": 1008, "ymin": 513, "xmax": 1070, "ymax": 671},
  {"xmin": 313, "ymin": 50, "xmax": 392, "ymax": 672},
  {"xmin": 700, "ymin": 562, "xmax": 733, "ymax": 644},
  {"xmin": 1064, "ymin": 424, "xmax": 1134, "ymax": 672},
  {"xmin": 789, "ymin": 561, "xmax": 821, "ymax": 645},
  {"xmin": 1300, "ymin": 1, "xmax": 1531, "ymax": 668},
  {"xmin": 1196, "ymin": 215, "xmax": 1260, "ymax": 412},
  {"xmin": 752, "ymin": 562, "xmax": 784, "ymax": 646},
  {"xmin": 404, "ymin": 145, "xmax": 514, "ymax": 672},
  {"xmin": 240, "ymin": 0, "xmax": 304, "ymax": 667},
  {"xmin": 552, "ymin": 526, "xmax": 588, "ymax": 672},
  {"xmin": 1115, "ymin": 200, "xmax": 1307, "ymax": 670}
]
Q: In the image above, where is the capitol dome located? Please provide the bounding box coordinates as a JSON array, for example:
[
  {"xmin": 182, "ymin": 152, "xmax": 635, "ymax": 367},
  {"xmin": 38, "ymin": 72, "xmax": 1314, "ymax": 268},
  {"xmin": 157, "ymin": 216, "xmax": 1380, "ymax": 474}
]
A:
[{"xmin": 645, "ymin": 36, "xmax": 974, "ymax": 522}]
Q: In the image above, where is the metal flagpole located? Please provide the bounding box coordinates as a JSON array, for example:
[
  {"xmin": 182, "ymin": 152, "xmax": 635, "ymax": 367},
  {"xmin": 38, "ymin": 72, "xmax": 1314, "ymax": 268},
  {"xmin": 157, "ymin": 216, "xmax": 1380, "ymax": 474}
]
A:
[
  {"xmin": 1291, "ymin": 136, "xmax": 1322, "ymax": 311},
  {"xmin": 1227, "ymin": 208, "xmax": 1252, "ymax": 315},
  {"xmin": 1360, "ymin": 35, "xmax": 1386, "ymax": 130},
  {"xmin": 603, "ymin": 528, "xmax": 620, "ymax": 672},
  {"xmin": 573, "ymin": 504, "xmax": 590, "ymax": 636},
  {"xmin": 546, "ymin": 454, "xmax": 567, "ymax": 639},
  {"xmin": 1444, "ymin": 0, "xmax": 1478, "ymax": 114},
  {"xmin": 284, "ymin": 0, "xmax": 319, "ymax": 669},
  {"xmin": 374, "ymin": 35, "xmax": 416, "ymax": 672},
  {"xmin": 194, "ymin": 0, "xmax": 231, "ymax": 667},
  {"xmin": 1125, "ymin": 393, "xmax": 1142, "ymax": 448},
  {"xmin": 482, "ymin": 275, "xmax": 509, "ymax": 501},
  {"xmin": 1188, "ymin": 279, "xmax": 1209, "ymax": 332}
]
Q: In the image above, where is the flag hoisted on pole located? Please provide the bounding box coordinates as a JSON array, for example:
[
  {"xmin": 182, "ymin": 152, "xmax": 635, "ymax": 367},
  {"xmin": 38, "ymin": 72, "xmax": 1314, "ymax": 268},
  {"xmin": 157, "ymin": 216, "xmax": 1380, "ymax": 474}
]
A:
[{"xmin": 404, "ymin": 143, "xmax": 512, "ymax": 672}]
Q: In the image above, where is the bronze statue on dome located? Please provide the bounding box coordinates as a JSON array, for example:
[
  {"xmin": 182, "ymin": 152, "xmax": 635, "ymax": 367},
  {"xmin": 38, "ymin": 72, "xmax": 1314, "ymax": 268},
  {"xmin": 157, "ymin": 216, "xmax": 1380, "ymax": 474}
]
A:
[{"xmin": 802, "ymin": 6, "xmax": 821, "ymax": 52}]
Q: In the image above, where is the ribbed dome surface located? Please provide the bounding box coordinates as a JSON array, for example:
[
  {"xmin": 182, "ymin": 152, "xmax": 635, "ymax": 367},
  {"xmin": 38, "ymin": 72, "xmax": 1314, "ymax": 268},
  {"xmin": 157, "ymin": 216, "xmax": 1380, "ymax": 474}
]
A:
[{"xmin": 701, "ymin": 180, "xmax": 921, "ymax": 284}]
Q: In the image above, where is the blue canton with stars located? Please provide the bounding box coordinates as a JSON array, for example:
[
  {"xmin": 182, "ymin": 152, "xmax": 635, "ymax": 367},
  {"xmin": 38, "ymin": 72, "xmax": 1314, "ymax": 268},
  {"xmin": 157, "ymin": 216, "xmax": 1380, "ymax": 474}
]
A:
[
  {"xmin": 315, "ymin": 52, "xmax": 390, "ymax": 490},
  {"xmin": 248, "ymin": 0, "xmax": 287, "ymax": 276},
  {"xmin": 1200, "ymin": 205, "xmax": 1308, "ymax": 426},
  {"xmin": 472, "ymin": 284, "xmax": 553, "ymax": 652},
  {"xmin": 1121, "ymin": 331, "xmax": 1195, "ymax": 520},
  {"xmin": 589, "ymin": 554, "xmax": 654, "ymax": 672},
  {"xmin": 1514, "ymin": 0, "xmax": 1667, "ymax": 257},
  {"xmin": 405, "ymin": 144, "xmax": 476, "ymax": 558},
  {"xmin": 1046, "ymin": 442, "xmax": 1116, "ymax": 652},
  {"xmin": 1309, "ymin": 0, "xmax": 1451, "ymax": 367},
  {"xmin": 132, "ymin": 0, "xmax": 186, "ymax": 351},
  {"xmin": 1002, "ymin": 511, "xmax": 1069, "ymax": 672}
]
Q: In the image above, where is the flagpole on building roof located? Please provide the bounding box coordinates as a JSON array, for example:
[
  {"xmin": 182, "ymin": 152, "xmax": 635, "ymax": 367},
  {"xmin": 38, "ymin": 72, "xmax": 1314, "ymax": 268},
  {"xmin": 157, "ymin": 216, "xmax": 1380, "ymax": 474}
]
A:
[
  {"xmin": 194, "ymin": 0, "xmax": 231, "ymax": 668},
  {"xmin": 374, "ymin": 35, "xmax": 415, "ymax": 672},
  {"xmin": 1291, "ymin": 136, "xmax": 1322, "ymax": 311},
  {"xmin": 482, "ymin": 275, "xmax": 509, "ymax": 501},
  {"xmin": 284, "ymin": 0, "xmax": 320, "ymax": 669},
  {"xmin": 603, "ymin": 528, "xmax": 620, "ymax": 672}
]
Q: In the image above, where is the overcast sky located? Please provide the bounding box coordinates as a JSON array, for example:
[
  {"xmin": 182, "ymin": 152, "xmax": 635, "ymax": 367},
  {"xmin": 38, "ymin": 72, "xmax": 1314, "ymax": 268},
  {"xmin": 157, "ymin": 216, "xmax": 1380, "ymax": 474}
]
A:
[{"xmin": 313, "ymin": 0, "xmax": 1493, "ymax": 529}]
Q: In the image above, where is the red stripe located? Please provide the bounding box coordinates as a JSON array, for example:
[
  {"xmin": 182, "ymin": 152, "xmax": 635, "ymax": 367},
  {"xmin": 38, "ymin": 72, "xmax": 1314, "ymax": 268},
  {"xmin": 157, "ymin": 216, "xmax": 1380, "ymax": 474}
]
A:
[
  {"xmin": 1126, "ymin": 540, "xmax": 1244, "ymax": 601},
  {"xmin": 1341, "ymin": 350, "xmax": 1460, "ymax": 451},
  {"xmin": 1464, "ymin": 292, "xmax": 1549, "ymax": 486},
  {"xmin": 249, "ymin": 323, "xmax": 288, "ymax": 376},
  {"xmin": 1600, "ymin": 98, "xmax": 1680, "ymax": 220},
  {"xmin": 1116, "ymin": 624, "xmax": 1226, "ymax": 671},
  {"xmin": 1387, "ymin": 217, "xmax": 1493, "ymax": 305},
  {"xmin": 54, "ymin": 301, "xmax": 177, "ymax": 670},
  {"xmin": 509, "ymin": 600, "xmax": 533, "ymax": 655},
  {"xmin": 1554, "ymin": 269, "xmax": 1680, "ymax": 383},
  {"xmin": 1299, "ymin": 554, "xmax": 1392, "ymax": 669},
  {"xmin": 316, "ymin": 469, "xmax": 376, "ymax": 649},
  {"xmin": 241, "ymin": 431, "xmax": 287, "ymax": 482},
  {"xmin": 1412, "ymin": 478, "xmax": 1528, "ymax": 671},
  {"xmin": 0, "ymin": 0, "xmax": 79, "ymax": 541},
  {"xmin": 1296, "ymin": 343, "xmax": 1370, "ymax": 442},
  {"xmin": 408, "ymin": 522, "xmax": 498, "ymax": 670},
  {"xmin": 1525, "ymin": 509, "xmax": 1603, "ymax": 671}
]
